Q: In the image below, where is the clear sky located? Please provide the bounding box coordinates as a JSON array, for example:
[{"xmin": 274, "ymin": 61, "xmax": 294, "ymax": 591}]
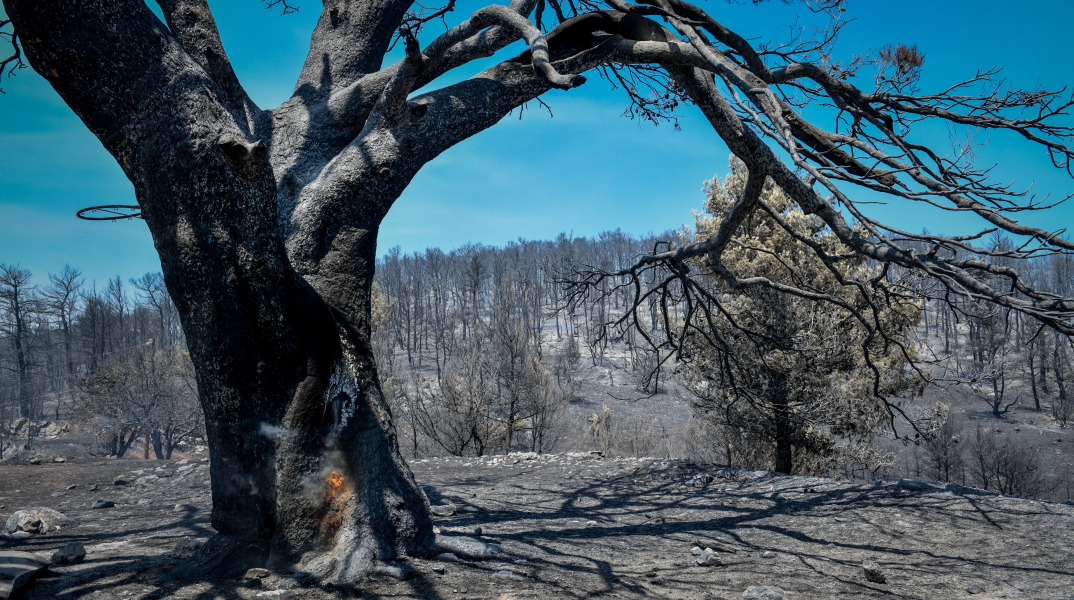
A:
[{"xmin": 1, "ymin": 0, "xmax": 1072, "ymax": 285}]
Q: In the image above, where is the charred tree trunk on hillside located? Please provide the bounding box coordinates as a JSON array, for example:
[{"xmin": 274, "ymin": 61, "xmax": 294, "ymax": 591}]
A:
[{"xmin": 5, "ymin": 0, "xmax": 444, "ymax": 580}]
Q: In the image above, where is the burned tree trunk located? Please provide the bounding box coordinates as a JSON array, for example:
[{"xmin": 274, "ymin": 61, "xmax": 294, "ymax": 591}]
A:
[{"xmin": 4, "ymin": 0, "xmax": 439, "ymax": 580}]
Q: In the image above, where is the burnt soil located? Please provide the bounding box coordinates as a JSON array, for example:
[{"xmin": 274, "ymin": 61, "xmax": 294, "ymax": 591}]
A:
[{"xmin": 1, "ymin": 452, "xmax": 1073, "ymax": 600}]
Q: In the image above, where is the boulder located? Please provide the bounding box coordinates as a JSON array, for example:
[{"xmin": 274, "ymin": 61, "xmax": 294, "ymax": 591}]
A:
[
  {"xmin": 436, "ymin": 535, "xmax": 503, "ymax": 559},
  {"xmin": 243, "ymin": 567, "xmax": 270, "ymax": 586},
  {"xmin": 742, "ymin": 586, "xmax": 785, "ymax": 599},
  {"xmin": 430, "ymin": 503, "xmax": 457, "ymax": 517},
  {"xmin": 51, "ymin": 543, "xmax": 86, "ymax": 565},
  {"xmin": 0, "ymin": 550, "xmax": 49, "ymax": 599},
  {"xmin": 4, "ymin": 508, "xmax": 73, "ymax": 534},
  {"xmin": 696, "ymin": 548, "xmax": 723, "ymax": 566},
  {"xmin": 863, "ymin": 560, "xmax": 886, "ymax": 584},
  {"xmin": 896, "ymin": 478, "xmax": 937, "ymax": 493}
]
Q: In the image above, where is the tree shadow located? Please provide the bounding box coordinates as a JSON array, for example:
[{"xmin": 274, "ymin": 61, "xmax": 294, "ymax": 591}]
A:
[
  {"xmin": 8, "ymin": 458, "xmax": 1074, "ymax": 598},
  {"xmin": 415, "ymin": 459, "xmax": 1074, "ymax": 598}
]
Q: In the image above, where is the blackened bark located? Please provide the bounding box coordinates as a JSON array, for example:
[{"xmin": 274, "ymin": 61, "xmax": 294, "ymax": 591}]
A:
[
  {"xmin": 772, "ymin": 396, "xmax": 794, "ymax": 475},
  {"xmin": 1029, "ymin": 345, "xmax": 1040, "ymax": 411},
  {"xmin": 151, "ymin": 429, "xmax": 164, "ymax": 460},
  {"xmin": 4, "ymin": 0, "xmax": 436, "ymax": 581}
]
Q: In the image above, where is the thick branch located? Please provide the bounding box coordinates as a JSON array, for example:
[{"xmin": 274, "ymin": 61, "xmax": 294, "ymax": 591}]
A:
[
  {"xmin": 294, "ymin": 0, "xmax": 418, "ymax": 102},
  {"xmin": 156, "ymin": 0, "xmax": 254, "ymax": 118}
]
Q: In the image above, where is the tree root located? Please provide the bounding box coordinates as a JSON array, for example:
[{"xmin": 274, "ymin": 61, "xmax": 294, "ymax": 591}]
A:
[{"xmin": 162, "ymin": 534, "xmax": 268, "ymax": 581}]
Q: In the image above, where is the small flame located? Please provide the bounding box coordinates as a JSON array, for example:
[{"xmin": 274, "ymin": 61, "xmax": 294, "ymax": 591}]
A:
[
  {"xmin": 326, "ymin": 470, "xmax": 346, "ymax": 495},
  {"xmin": 319, "ymin": 470, "xmax": 350, "ymax": 539}
]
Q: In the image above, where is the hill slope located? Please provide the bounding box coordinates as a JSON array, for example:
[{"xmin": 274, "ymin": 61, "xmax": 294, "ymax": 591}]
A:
[{"xmin": 2, "ymin": 453, "xmax": 1073, "ymax": 599}]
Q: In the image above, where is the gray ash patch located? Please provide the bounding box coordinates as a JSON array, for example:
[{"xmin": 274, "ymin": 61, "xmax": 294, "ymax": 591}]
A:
[{"xmin": 1, "ymin": 453, "xmax": 1072, "ymax": 599}]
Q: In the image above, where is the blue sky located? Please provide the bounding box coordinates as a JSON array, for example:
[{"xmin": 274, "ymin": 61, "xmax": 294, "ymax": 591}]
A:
[{"xmin": 1, "ymin": 0, "xmax": 1072, "ymax": 285}]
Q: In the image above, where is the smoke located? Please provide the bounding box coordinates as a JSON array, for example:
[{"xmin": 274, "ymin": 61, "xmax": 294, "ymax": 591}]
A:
[{"xmin": 259, "ymin": 422, "xmax": 292, "ymax": 439}]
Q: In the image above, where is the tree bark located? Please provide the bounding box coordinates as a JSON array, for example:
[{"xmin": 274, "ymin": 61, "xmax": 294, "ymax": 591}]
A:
[
  {"xmin": 772, "ymin": 396, "xmax": 794, "ymax": 475},
  {"xmin": 3, "ymin": 0, "xmax": 438, "ymax": 581}
]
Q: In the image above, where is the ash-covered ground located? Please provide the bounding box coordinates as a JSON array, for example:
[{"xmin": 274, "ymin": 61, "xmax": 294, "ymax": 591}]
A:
[{"xmin": 2, "ymin": 451, "xmax": 1073, "ymax": 599}]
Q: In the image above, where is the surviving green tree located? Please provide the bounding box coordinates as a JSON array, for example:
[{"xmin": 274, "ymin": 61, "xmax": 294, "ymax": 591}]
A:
[{"xmin": 683, "ymin": 158, "xmax": 924, "ymax": 475}]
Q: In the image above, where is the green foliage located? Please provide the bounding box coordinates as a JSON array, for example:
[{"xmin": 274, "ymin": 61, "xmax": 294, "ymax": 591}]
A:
[{"xmin": 684, "ymin": 157, "xmax": 924, "ymax": 474}]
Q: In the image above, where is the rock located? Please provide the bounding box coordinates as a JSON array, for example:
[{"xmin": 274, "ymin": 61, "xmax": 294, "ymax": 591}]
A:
[
  {"xmin": 65, "ymin": 485, "xmax": 77, "ymax": 491},
  {"xmin": 761, "ymin": 551, "xmax": 776, "ymax": 559},
  {"xmin": 430, "ymin": 504, "xmax": 457, "ymax": 517},
  {"xmin": 966, "ymin": 585, "xmax": 984, "ymax": 594},
  {"xmin": 896, "ymin": 478, "xmax": 937, "ymax": 493},
  {"xmin": 113, "ymin": 476, "xmax": 130, "ymax": 486},
  {"xmin": 28, "ymin": 458, "xmax": 41, "ymax": 466},
  {"xmin": 170, "ymin": 538, "xmax": 201, "ymax": 559},
  {"xmin": 432, "ymin": 564, "xmax": 446, "ymax": 574},
  {"xmin": 0, "ymin": 550, "xmax": 50, "ymax": 599},
  {"xmin": 243, "ymin": 567, "xmax": 270, "ymax": 586},
  {"xmin": 742, "ymin": 586, "xmax": 786, "ymax": 599},
  {"xmin": 89, "ymin": 484, "xmax": 99, "ymax": 492},
  {"xmin": 436, "ymin": 535, "xmax": 503, "ymax": 559},
  {"xmin": 254, "ymin": 591, "xmax": 293, "ymax": 599},
  {"xmin": 373, "ymin": 564, "xmax": 412, "ymax": 580},
  {"xmin": 9, "ymin": 532, "xmax": 31, "ymax": 540},
  {"xmin": 5, "ymin": 508, "xmax": 73, "ymax": 534},
  {"xmin": 51, "ymin": 542, "xmax": 87, "ymax": 565},
  {"xmin": 834, "ymin": 517, "xmax": 849, "ymax": 522},
  {"xmin": 961, "ymin": 486, "xmax": 999, "ymax": 497},
  {"xmin": 90, "ymin": 500, "xmax": 115, "ymax": 509},
  {"xmin": 473, "ymin": 526, "xmax": 483, "ymax": 536},
  {"xmin": 690, "ymin": 546, "xmax": 703, "ymax": 556},
  {"xmin": 696, "ymin": 548, "xmax": 723, "ymax": 566},
  {"xmin": 52, "ymin": 457, "xmax": 65, "ymax": 463},
  {"xmin": 434, "ymin": 553, "xmax": 459, "ymax": 563},
  {"xmin": 492, "ymin": 570, "xmax": 525, "ymax": 580},
  {"xmin": 863, "ymin": 560, "xmax": 886, "ymax": 584}
]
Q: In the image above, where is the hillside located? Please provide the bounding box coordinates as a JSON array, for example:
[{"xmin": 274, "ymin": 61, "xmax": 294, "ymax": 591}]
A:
[{"xmin": 2, "ymin": 451, "xmax": 1073, "ymax": 599}]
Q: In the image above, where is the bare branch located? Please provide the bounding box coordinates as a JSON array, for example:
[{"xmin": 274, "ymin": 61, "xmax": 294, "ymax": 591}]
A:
[
  {"xmin": 263, "ymin": 0, "xmax": 300, "ymax": 15},
  {"xmin": 0, "ymin": 18, "xmax": 26, "ymax": 92}
]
